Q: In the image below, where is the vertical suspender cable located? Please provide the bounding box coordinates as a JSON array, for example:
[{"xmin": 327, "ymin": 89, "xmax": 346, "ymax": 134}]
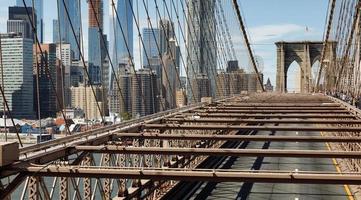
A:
[
  {"xmin": 56, "ymin": 0, "xmax": 68, "ymax": 134},
  {"xmin": 22, "ymin": 0, "xmax": 71, "ymax": 136},
  {"xmin": 32, "ymin": 0, "xmax": 42, "ymax": 137},
  {"xmin": 60, "ymin": 0, "xmax": 105, "ymax": 123},
  {"xmin": 0, "ymin": 34, "xmax": 7, "ymax": 142}
]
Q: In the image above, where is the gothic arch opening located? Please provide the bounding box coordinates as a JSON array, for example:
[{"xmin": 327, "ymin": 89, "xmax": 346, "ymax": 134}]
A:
[
  {"xmin": 287, "ymin": 60, "xmax": 302, "ymax": 93},
  {"xmin": 311, "ymin": 59, "xmax": 321, "ymax": 88}
]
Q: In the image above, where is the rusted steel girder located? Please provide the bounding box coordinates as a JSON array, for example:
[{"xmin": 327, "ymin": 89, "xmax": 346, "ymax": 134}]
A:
[
  {"xmin": 114, "ymin": 133, "xmax": 361, "ymax": 142},
  {"xmin": 219, "ymin": 103, "xmax": 340, "ymax": 107},
  {"xmin": 142, "ymin": 124, "xmax": 361, "ymax": 132},
  {"xmin": 204, "ymin": 106, "xmax": 345, "ymax": 110},
  {"xmin": 20, "ymin": 167, "xmax": 361, "ymax": 185},
  {"xmin": 74, "ymin": 146, "xmax": 361, "ymax": 158},
  {"xmin": 175, "ymin": 113, "xmax": 356, "ymax": 118},
  {"xmin": 164, "ymin": 118, "xmax": 361, "ymax": 124},
  {"xmin": 193, "ymin": 109, "xmax": 349, "ymax": 114}
]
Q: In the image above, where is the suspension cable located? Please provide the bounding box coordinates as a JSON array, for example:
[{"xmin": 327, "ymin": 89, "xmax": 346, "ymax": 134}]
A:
[
  {"xmin": 185, "ymin": 0, "xmax": 222, "ymax": 97},
  {"xmin": 127, "ymin": 0, "xmax": 176, "ymax": 110},
  {"xmin": 60, "ymin": 0, "xmax": 105, "ymax": 122},
  {"xmin": 315, "ymin": 0, "xmax": 336, "ymax": 90},
  {"xmin": 110, "ymin": 0, "xmax": 160, "ymax": 115},
  {"xmin": 147, "ymin": 0, "xmax": 196, "ymax": 105},
  {"xmin": 232, "ymin": 0, "xmax": 265, "ymax": 92},
  {"xmin": 22, "ymin": 0, "xmax": 71, "ymax": 136},
  {"xmin": 88, "ymin": 0, "xmax": 127, "ymax": 116}
]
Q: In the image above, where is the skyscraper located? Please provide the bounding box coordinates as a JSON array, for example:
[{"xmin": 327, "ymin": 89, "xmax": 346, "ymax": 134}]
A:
[
  {"xmin": 33, "ymin": 43, "xmax": 58, "ymax": 117},
  {"xmin": 159, "ymin": 19, "xmax": 175, "ymax": 55},
  {"xmin": 70, "ymin": 84, "xmax": 104, "ymax": 120},
  {"xmin": 8, "ymin": 6, "xmax": 36, "ymax": 41},
  {"xmin": 187, "ymin": 0, "xmax": 217, "ymax": 101},
  {"xmin": 56, "ymin": 43, "xmax": 71, "ymax": 107},
  {"xmin": 109, "ymin": 0, "xmax": 133, "ymax": 93},
  {"xmin": 88, "ymin": 0, "xmax": 104, "ymax": 85},
  {"xmin": 109, "ymin": 65, "xmax": 132, "ymax": 117},
  {"xmin": 7, "ymin": 20, "xmax": 31, "ymax": 39},
  {"xmin": 53, "ymin": 0, "xmax": 81, "ymax": 59},
  {"xmin": 142, "ymin": 27, "xmax": 160, "ymax": 67},
  {"xmin": 131, "ymin": 69, "xmax": 157, "ymax": 117},
  {"xmin": 161, "ymin": 39, "xmax": 180, "ymax": 109},
  {"xmin": 16, "ymin": 0, "xmax": 43, "ymax": 43},
  {"xmin": 159, "ymin": 19, "xmax": 179, "ymax": 109},
  {"xmin": 192, "ymin": 74, "xmax": 211, "ymax": 102},
  {"xmin": 0, "ymin": 33, "xmax": 34, "ymax": 118}
]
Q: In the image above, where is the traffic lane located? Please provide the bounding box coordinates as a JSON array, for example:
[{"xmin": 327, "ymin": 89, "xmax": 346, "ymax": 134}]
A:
[{"xmin": 247, "ymin": 129, "xmax": 348, "ymax": 200}]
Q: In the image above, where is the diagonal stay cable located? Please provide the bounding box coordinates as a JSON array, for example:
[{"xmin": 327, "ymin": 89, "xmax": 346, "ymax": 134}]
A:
[{"xmin": 60, "ymin": 0, "xmax": 105, "ymax": 122}]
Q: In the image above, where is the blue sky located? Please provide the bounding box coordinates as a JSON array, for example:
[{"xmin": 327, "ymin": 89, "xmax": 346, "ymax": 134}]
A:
[{"xmin": 0, "ymin": 0, "xmax": 329, "ymax": 87}]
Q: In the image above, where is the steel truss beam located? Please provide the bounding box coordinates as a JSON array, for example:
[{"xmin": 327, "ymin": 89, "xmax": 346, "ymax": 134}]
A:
[
  {"xmin": 21, "ymin": 167, "xmax": 361, "ymax": 185},
  {"xmin": 175, "ymin": 113, "xmax": 356, "ymax": 118},
  {"xmin": 193, "ymin": 109, "xmax": 349, "ymax": 114},
  {"xmin": 219, "ymin": 103, "xmax": 340, "ymax": 107},
  {"xmin": 142, "ymin": 124, "xmax": 361, "ymax": 132},
  {"xmin": 204, "ymin": 106, "xmax": 344, "ymax": 110},
  {"xmin": 74, "ymin": 146, "xmax": 361, "ymax": 158},
  {"xmin": 114, "ymin": 133, "xmax": 361, "ymax": 142},
  {"xmin": 164, "ymin": 118, "xmax": 361, "ymax": 124}
]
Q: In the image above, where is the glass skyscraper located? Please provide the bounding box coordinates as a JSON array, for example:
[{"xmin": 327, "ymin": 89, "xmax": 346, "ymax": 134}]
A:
[
  {"xmin": 8, "ymin": 6, "xmax": 35, "ymax": 41},
  {"xmin": 142, "ymin": 27, "xmax": 160, "ymax": 67},
  {"xmin": 109, "ymin": 0, "xmax": 133, "ymax": 88},
  {"xmin": 16, "ymin": 0, "xmax": 43, "ymax": 43},
  {"xmin": 88, "ymin": 0, "xmax": 104, "ymax": 85},
  {"xmin": 0, "ymin": 33, "xmax": 34, "ymax": 118},
  {"xmin": 53, "ymin": 0, "xmax": 81, "ymax": 60}
]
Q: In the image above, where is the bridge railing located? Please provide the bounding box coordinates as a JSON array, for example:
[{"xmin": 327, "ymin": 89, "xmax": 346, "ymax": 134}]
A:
[
  {"xmin": 327, "ymin": 95, "xmax": 361, "ymax": 119},
  {"xmin": 19, "ymin": 102, "xmax": 206, "ymax": 155}
]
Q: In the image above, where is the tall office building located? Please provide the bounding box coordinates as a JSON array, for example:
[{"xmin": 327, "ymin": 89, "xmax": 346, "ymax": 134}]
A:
[
  {"xmin": 191, "ymin": 74, "xmax": 211, "ymax": 103},
  {"xmin": 53, "ymin": 0, "xmax": 81, "ymax": 59},
  {"xmin": 187, "ymin": 0, "xmax": 217, "ymax": 100},
  {"xmin": 8, "ymin": 7, "xmax": 36, "ymax": 41},
  {"xmin": 131, "ymin": 69, "xmax": 157, "ymax": 117},
  {"xmin": 88, "ymin": 0, "xmax": 104, "ymax": 85},
  {"xmin": 16, "ymin": 0, "xmax": 43, "ymax": 43},
  {"xmin": 216, "ymin": 72, "xmax": 230, "ymax": 98},
  {"xmin": 176, "ymin": 89, "xmax": 187, "ymax": 108},
  {"xmin": 70, "ymin": 84, "xmax": 104, "ymax": 120},
  {"xmin": 109, "ymin": 66, "xmax": 132, "ymax": 117},
  {"xmin": 158, "ymin": 19, "xmax": 179, "ymax": 109},
  {"xmin": 33, "ymin": 44, "xmax": 58, "ymax": 117},
  {"xmin": 226, "ymin": 60, "xmax": 239, "ymax": 73},
  {"xmin": 7, "ymin": 20, "xmax": 30, "ymax": 39},
  {"xmin": 215, "ymin": 69, "xmax": 264, "ymax": 96},
  {"xmin": 159, "ymin": 19, "xmax": 175, "ymax": 55},
  {"xmin": 56, "ymin": 43, "xmax": 71, "ymax": 107},
  {"xmin": 161, "ymin": 39, "xmax": 180, "ymax": 109},
  {"xmin": 0, "ymin": 33, "xmax": 34, "ymax": 118},
  {"xmin": 109, "ymin": 0, "xmax": 133, "ymax": 90},
  {"xmin": 142, "ymin": 27, "xmax": 160, "ymax": 67},
  {"xmin": 70, "ymin": 60, "xmax": 83, "ymax": 87}
]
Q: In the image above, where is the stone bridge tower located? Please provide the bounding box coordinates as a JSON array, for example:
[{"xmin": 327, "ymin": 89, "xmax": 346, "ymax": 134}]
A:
[{"xmin": 276, "ymin": 41, "xmax": 335, "ymax": 93}]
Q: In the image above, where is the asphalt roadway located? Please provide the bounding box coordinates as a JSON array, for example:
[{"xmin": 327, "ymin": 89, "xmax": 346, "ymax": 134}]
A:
[{"xmin": 189, "ymin": 123, "xmax": 351, "ymax": 200}]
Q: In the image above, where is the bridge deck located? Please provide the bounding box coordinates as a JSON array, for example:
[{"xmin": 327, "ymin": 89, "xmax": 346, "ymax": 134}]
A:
[{"xmin": 1, "ymin": 93, "xmax": 361, "ymax": 200}]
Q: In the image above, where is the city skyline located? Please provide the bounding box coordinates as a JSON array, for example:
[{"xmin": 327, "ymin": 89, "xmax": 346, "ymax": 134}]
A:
[
  {"xmin": 0, "ymin": 0, "xmax": 328, "ymax": 89},
  {"xmin": 0, "ymin": 0, "xmax": 329, "ymax": 120}
]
